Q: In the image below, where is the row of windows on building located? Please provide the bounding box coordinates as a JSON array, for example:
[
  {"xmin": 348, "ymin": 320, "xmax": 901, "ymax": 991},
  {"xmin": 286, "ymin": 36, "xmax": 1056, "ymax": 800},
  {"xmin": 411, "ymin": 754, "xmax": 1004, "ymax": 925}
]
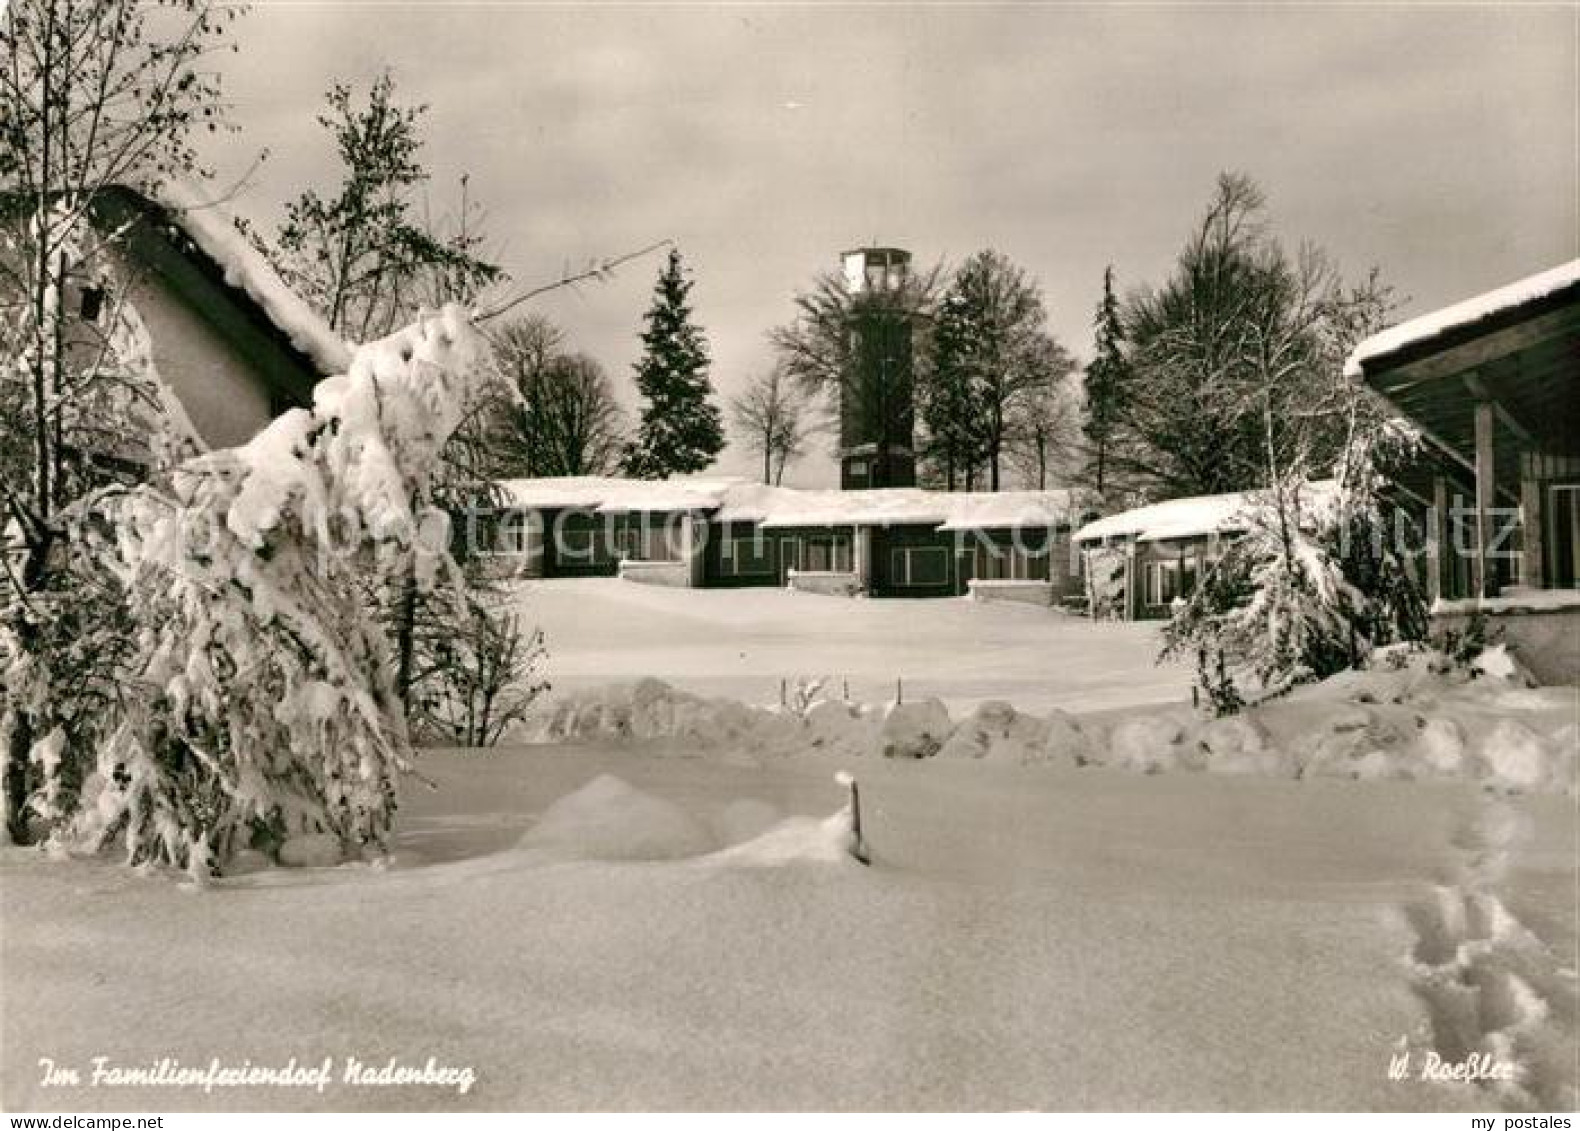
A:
[{"xmin": 494, "ymin": 515, "xmax": 1055, "ymax": 584}]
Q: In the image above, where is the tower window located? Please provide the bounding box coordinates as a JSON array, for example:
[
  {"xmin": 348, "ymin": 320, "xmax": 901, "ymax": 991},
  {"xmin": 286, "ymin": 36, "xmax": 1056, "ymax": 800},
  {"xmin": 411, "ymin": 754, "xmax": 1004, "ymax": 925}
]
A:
[{"xmin": 79, "ymin": 285, "xmax": 105, "ymax": 323}]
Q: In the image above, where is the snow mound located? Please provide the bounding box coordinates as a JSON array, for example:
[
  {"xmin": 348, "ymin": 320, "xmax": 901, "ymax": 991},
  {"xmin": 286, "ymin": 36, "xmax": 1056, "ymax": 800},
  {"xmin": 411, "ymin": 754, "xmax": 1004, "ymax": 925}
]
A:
[
  {"xmin": 524, "ymin": 678, "xmax": 800, "ymax": 754},
  {"xmin": 936, "ymin": 700, "xmax": 1051, "ymax": 763},
  {"xmin": 1042, "ymin": 708, "xmax": 1098, "ymax": 767},
  {"xmin": 802, "ymin": 698, "xmax": 882, "ymax": 757},
  {"xmin": 1475, "ymin": 721, "xmax": 1550, "ymax": 791},
  {"xmin": 879, "ymin": 698, "xmax": 953, "ymax": 759},
  {"xmin": 1473, "ymin": 644, "xmax": 1539, "ymax": 688},
  {"xmin": 517, "ymin": 775, "xmax": 715, "ymax": 861},
  {"xmin": 514, "ymin": 774, "xmax": 861, "ymax": 869},
  {"xmin": 703, "ymin": 808, "xmax": 857, "ymax": 868},
  {"xmin": 1105, "ymin": 716, "xmax": 1203, "ymax": 775}
]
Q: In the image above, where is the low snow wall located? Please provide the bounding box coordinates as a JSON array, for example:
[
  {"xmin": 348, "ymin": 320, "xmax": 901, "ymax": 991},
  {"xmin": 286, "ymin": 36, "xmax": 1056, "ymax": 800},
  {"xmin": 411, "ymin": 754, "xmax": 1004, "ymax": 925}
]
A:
[
  {"xmin": 788, "ymin": 570, "xmax": 863, "ymax": 598},
  {"xmin": 519, "ymin": 648, "xmax": 1577, "ymax": 796},
  {"xmin": 968, "ymin": 579, "xmax": 1054, "ymax": 606},
  {"xmin": 618, "ymin": 559, "xmax": 695, "ymax": 588}
]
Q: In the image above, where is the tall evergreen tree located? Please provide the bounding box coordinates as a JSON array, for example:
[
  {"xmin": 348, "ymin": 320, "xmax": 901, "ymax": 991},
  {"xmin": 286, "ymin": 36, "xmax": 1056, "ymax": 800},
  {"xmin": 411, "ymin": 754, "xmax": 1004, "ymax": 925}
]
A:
[
  {"xmin": 1082, "ymin": 265, "xmax": 1128, "ymax": 494},
  {"xmin": 623, "ymin": 249, "xmax": 724, "ymax": 479}
]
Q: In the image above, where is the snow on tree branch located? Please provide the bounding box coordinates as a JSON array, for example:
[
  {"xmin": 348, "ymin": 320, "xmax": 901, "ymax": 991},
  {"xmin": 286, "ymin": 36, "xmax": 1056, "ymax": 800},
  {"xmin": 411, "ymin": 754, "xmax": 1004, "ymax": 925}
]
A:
[{"xmin": 70, "ymin": 305, "xmax": 494, "ymax": 878}]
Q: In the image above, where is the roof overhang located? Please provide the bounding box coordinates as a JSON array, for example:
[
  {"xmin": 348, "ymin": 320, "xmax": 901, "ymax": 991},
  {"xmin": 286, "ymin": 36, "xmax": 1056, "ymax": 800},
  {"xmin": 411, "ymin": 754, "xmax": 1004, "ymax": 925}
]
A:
[{"xmin": 1345, "ymin": 265, "xmax": 1580, "ymax": 489}]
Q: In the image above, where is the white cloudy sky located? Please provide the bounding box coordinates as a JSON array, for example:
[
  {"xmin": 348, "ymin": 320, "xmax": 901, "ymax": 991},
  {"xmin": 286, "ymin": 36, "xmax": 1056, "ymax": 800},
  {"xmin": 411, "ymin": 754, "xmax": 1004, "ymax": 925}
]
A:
[{"xmin": 208, "ymin": 3, "xmax": 1578, "ymax": 485}]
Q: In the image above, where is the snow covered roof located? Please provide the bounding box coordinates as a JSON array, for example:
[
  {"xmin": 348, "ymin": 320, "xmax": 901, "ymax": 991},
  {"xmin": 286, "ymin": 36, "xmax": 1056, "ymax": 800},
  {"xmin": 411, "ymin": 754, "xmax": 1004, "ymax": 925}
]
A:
[
  {"xmin": 148, "ymin": 181, "xmax": 353, "ymax": 378},
  {"xmin": 1344, "ymin": 259, "xmax": 1580, "ymax": 379},
  {"xmin": 936, "ymin": 490, "xmax": 1083, "ymax": 532},
  {"xmin": 498, "ymin": 476, "xmax": 1084, "ymax": 531},
  {"xmin": 498, "ymin": 476, "xmax": 742, "ymax": 514},
  {"xmin": 757, "ymin": 488, "xmax": 952, "ymax": 529},
  {"xmin": 1073, "ymin": 482, "xmax": 1340, "ymax": 545}
]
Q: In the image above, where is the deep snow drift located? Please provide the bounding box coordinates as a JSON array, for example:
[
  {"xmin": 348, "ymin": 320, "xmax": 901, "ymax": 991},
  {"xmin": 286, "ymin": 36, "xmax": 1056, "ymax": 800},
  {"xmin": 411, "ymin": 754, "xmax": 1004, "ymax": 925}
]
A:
[{"xmin": 2, "ymin": 744, "xmax": 1574, "ymax": 1111}]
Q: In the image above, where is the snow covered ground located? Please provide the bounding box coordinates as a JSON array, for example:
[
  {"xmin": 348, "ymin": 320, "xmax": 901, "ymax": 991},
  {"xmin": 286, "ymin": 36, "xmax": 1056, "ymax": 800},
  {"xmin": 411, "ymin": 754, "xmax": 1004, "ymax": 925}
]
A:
[
  {"xmin": 4, "ymin": 579, "xmax": 1573, "ymax": 1112},
  {"xmin": 2, "ymin": 744, "xmax": 1574, "ymax": 1111},
  {"xmin": 513, "ymin": 577, "xmax": 1191, "ymax": 715}
]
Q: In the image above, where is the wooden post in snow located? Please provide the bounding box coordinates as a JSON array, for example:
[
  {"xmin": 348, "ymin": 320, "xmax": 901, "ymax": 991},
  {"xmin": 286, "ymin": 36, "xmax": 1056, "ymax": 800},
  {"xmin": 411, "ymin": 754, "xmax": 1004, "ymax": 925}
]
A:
[{"xmin": 836, "ymin": 772, "xmax": 870, "ymax": 865}]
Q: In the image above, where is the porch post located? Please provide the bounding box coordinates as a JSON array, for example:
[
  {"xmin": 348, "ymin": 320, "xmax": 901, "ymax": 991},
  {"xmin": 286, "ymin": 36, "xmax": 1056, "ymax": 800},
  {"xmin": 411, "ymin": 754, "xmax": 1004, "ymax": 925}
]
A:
[
  {"xmin": 1520, "ymin": 452, "xmax": 1545, "ymax": 590},
  {"xmin": 854, "ymin": 526, "xmax": 873, "ymax": 593},
  {"xmin": 1427, "ymin": 474, "xmax": 1448, "ymax": 603},
  {"xmin": 683, "ymin": 514, "xmax": 705, "ymax": 587},
  {"xmin": 1473, "ymin": 399, "xmax": 1498, "ymax": 598},
  {"xmin": 1124, "ymin": 542, "xmax": 1138, "ymax": 621}
]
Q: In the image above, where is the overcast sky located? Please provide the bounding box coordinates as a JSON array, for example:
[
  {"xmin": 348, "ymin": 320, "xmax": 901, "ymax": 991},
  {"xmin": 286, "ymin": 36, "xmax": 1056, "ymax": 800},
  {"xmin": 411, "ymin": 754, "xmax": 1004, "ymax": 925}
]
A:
[{"xmin": 207, "ymin": 3, "xmax": 1578, "ymax": 485}]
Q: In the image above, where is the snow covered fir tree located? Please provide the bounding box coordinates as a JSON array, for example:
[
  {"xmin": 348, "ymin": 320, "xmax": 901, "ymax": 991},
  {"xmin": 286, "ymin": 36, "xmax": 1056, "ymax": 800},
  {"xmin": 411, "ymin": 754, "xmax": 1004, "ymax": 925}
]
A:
[{"xmin": 622, "ymin": 248, "xmax": 725, "ymax": 479}]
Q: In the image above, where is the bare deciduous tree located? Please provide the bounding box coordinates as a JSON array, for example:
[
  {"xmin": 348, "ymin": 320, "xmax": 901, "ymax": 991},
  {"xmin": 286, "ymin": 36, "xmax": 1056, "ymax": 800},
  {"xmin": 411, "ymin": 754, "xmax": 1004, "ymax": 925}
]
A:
[
  {"xmin": 768, "ymin": 262, "xmax": 942, "ymax": 479},
  {"xmin": 729, "ymin": 365, "xmax": 814, "ymax": 485},
  {"xmin": 1007, "ymin": 369, "xmax": 1082, "ymax": 490},
  {"xmin": 487, "ymin": 317, "xmax": 627, "ymax": 477}
]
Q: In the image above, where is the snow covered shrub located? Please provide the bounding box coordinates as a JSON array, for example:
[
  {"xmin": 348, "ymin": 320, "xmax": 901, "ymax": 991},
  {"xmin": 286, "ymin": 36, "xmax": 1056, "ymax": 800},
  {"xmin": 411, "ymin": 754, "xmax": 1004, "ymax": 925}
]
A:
[
  {"xmin": 1432, "ymin": 610, "xmax": 1495, "ymax": 672},
  {"xmin": 409, "ymin": 586, "xmax": 548, "ymax": 747},
  {"xmin": 1081, "ymin": 545, "xmax": 1129, "ymax": 620},
  {"xmin": 879, "ymin": 699, "xmax": 953, "ymax": 759},
  {"xmin": 1163, "ymin": 478, "xmax": 1426, "ymax": 714},
  {"xmin": 782, "ymin": 675, "xmax": 830, "ymax": 718},
  {"xmin": 1, "ymin": 211, "xmax": 204, "ymax": 844},
  {"xmin": 0, "ymin": 544, "xmax": 139, "ymax": 839},
  {"xmin": 72, "ymin": 306, "xmax": 493, "ymax": 875}
]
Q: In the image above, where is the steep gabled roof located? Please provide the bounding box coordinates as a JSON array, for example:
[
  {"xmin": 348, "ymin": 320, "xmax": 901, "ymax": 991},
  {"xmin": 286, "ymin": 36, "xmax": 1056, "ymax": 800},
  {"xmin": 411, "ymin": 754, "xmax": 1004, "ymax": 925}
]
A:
[
  {"xmin": 144, "ymin": 181, "xmax": 352, "ymax": 378},
  {"xmin": 95, "ymin": 182, "xmax": 352, "ymax": 382}
]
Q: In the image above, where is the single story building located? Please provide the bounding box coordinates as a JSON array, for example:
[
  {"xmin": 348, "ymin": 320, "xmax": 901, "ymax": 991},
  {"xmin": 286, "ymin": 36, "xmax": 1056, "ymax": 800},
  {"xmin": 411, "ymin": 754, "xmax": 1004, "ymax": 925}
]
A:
[
  {"xmin": 1072, "ymin": 484, "xmax": 1339, "ymax": 621},
  {"xmin": 1345, "ymin": 259, "xmax": 1580, "ymax": 684},
  {"xmin": 488, "ymin": 477, "xmax": 1086, "ymax": 605}
]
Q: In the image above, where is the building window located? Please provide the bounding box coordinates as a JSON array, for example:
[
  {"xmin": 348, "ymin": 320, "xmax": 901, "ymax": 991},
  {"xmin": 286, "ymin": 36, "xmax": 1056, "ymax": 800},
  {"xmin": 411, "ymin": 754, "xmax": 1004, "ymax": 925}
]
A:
[
  {"xmin": 1145, "ymin": 555, "xmax": 1203, "ymax": 606},
  {"xmin": 79, "ymin": 285, "xmax": 105, "ymax": 323},
  {"xmin": 890, "ymin": 546, "xmax": 949, "ymax": 587},
  {"xmin": 800, "ymin": 535, "xmax": 852, "ymax": 573},
  {"xmin": 558, "ymin": 525, "xmax": 607, "ymax": 563},
  {"xmin": 974, "ymin": 542, "xmax": 1048, "ymax": 581},
  {"xmin": 613, "ymin": 524, "xmax": 638, "ymax": 560},
  {"xmin": 720, "ymin": 535, "xmax": 772, "ymax": 577},
  {"xmin": 614, "ymin": 519, "xmax": 683, "ymax": 563}
]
